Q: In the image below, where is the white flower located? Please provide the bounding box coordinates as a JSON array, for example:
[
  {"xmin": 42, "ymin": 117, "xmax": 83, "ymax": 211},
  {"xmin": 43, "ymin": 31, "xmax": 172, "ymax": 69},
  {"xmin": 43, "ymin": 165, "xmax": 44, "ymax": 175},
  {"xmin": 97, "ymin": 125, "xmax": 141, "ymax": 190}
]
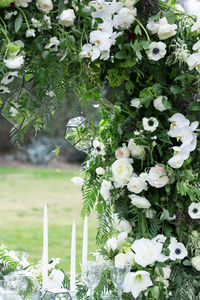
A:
[
  {"xmin": 168, "ymin": 155, "xmax": 185, "ymax": 169},
  {"xmin": 162, "ymin": 265, "xmax": 171, "ymax": 279},
  {"xmin": 48, "ymin": 258, "xmax": 61, "ymax": 270},
  {"xmin": 191, "ymin": 18, "xmax": 200, "ymax": 32},
  {"xmin": 100, "ymin": 180, "xmax": 113, "ymax": 201},
  {"xmin": 111, "ymin": 158, "xmax": 133, "ymax": 187},
  {"xmin": 115, "ymin": 252, "xmax": 134, "ymax": 268},
  {"xmin": 1, "ymin": 71, "xmax": 18, "ymax": 85},
  {"xmin": 123, "ymin": 0, "xmax": 137, "ymax": 8},
  {"xmin": 80, "ymin": 44, "xmax": 100, "ymax": 61},
  {"xmin": 152, "ymin": 234, "xmax": 166, "ymax": 244},
  {"xmin": 168, "ymin": 113, "xmax": 190, "ymax": 129},
  {"xmin": 147, "ymin": 42, "xmax": 167, "ymax": 61},
  {"xmin": 113, "ymin": 214, "xmax": 132, "ymax": 233},
  {"xmin": 115, "ymin": 144, "xmax": 130, "ymax": 159},
  {"xmin": 145, "ymin": 208, "xmax": 156, "ymax": 219},
  {"xmin": 46, "ymin": 269, "xmax": 64, "ymax": 290},
  {"xmin": 90, "ymin": 31, "xmax": 112, "ymax": 52},
  {"xmin": 25, "ymin": 29, "xmax": 35, "ymax": 38},
  {"xmin": 117, "ymin": 231, "xmax": 128, "ymax": 247},
  {"xmin": 123, "ymin": 271, "xmax": 153, "ymax": 298},
  {"xmin": 143, "ymin": 117, "xmax": 159, "ymax": 132},
  {"xmin": 127, "ymin": 176, "xmax": 147, "ymax": 194},
  {"xmin": 147, "ymin": 19, "xmax": 159, "ymax": 34},
  {"xmin": 93, "ymin": 138, "xmax": 106, "ymax": 156},
  {"xmin": 70, "ymin": 177, "xmax": 84, "ymax": 186},
  {"xmin": 187, "ymin": 53, "xmax": 200, "ymax": 71},
  {"xmin": 96, "ymin": 167, "xmax": 105, "ymax": 175},
  {"xmin": 168, "ymin": 240, "xmax": 188, "ymax": 260},
  {"xmin": 131, "ymin": 238, "xmax": 164, "ymax": 267},
  {"xmin": 90, "ymin": 0, "xmax": 123, "ymax": 20},
  {"xmin": 105, "ymin": 237, "xmax": 118, "ymax": 252},
  {"xmin": 193, "ymin": 40, "xmax": 200, "ymax": 52},
  {"xmin": 96, "ymin": 19, "xmax": 113, "ymax": 36},
  {"xmin": 129, "ymin": 194, "xmax": 151, "ymax": 209},
  {"xmin": 59, "ymin": 9, "xmax": 76, "ymax": 27},
  {"xmin": 113, "ymin": 7, "xmax": 137, "ymax": 30},
  {"xmin": 130, "ymin": 98, "xmax": 142, "ymax": 108},
  {"xmin": 128, "ymin": 139, "xmax": 145, "ymax": 160},
  {"xmin": 36, "ymin": 0, "xmax": 53, "ymax": 13},
  {"xmin": 148, "ymin": 166, "xmax": 169, "ymax": 188},
  {"xmin": 0, "ymin": 86, "xmax": 10, "ymax": 93},
  {"xmin": 154, "ymin": 96, "xmax": 168, "ymax": 112},
  {"xmin": 43, "ymin": 15, "xmax": 51, "ymax": 29},
  {"xmin": 157, "ymin": 17, "xmax": 177, "ymax": 40},
  {"xmin": 4, "ymin": 55, "xmax": 24, "ymax": 69},
  {"xmin": 31, "ymin": 18, "xmax": 42, "ymax": 28},
  {"xmin": 188, "ymin": 202, "xmax": 200, "ymax": 219},
  {"xmin": 15, "ymin": 0, "xmax": 32, "ymax": 7},
  {"xmin": 191, "ymin": 256, "xmax": 200, "ymax": 271},
  {"xmin": 168, "ymin": 126, "xmax": 194, "ymax": 145},
  {"xmin": 45, "ymin": 37, "xmax": 60, "ymax": 52},
  {"xmin": 46, "ymin": 90, "xmax": 55, "ymax": 97}
]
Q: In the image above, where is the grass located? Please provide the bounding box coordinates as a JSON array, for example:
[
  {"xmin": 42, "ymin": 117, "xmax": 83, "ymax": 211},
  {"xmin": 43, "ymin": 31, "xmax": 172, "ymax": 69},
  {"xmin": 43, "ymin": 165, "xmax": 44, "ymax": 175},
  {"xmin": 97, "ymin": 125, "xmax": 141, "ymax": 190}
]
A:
[{"xmin": 0, "ymin": 166, "xmax": 97, "ymax": 273}]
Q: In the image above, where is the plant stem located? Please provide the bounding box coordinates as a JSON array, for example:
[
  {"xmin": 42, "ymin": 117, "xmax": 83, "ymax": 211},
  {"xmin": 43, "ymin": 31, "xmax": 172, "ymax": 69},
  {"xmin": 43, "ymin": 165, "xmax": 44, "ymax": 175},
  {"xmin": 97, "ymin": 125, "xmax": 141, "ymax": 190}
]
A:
[
  {"xmin": 135, "ymin": 18, "xmax": 150, "ymax": 41},
  {"xmin": 16, "ymin": 6, "xmax": 30, "ymax": 29}
]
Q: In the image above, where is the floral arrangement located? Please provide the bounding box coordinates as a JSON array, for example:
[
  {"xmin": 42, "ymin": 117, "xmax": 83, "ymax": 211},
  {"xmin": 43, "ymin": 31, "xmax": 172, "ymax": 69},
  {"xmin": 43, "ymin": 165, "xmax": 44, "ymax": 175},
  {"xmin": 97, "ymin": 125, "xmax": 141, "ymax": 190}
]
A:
[{"xmin": 1, "ymin": 0, "xmax": 200, "ymax": 299}]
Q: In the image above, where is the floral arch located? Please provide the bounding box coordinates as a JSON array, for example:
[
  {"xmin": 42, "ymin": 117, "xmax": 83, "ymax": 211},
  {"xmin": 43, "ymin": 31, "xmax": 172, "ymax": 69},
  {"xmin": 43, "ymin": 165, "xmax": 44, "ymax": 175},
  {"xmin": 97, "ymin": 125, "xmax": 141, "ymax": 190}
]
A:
[{"xmin": 0, "ymin": 0, "xmax": 200, "ymax": 299}]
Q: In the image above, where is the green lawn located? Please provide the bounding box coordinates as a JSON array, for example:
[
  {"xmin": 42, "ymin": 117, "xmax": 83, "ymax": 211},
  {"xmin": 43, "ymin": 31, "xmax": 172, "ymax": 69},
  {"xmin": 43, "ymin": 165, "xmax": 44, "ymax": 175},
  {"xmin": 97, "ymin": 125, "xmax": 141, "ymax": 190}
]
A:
[{"xmin": 0, "ymin": 166, "xmax": 97, "ymax": 273}]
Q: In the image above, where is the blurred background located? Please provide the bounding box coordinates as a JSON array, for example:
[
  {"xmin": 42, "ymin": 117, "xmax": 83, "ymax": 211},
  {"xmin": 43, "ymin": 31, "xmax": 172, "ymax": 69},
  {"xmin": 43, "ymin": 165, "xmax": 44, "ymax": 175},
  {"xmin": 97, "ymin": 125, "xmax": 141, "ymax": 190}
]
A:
[{"xmin": 0, "ymin": 0, "xmax": 199, "ymax": 273}]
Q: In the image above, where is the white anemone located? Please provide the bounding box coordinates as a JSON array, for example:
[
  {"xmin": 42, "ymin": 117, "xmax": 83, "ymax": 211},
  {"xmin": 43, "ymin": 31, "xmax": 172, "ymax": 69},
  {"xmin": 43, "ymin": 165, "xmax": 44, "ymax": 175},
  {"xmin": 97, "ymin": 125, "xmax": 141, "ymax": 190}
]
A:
[
  {"xmin": 168, "ymin": 240, "xmax": 188, "ymax": 261},
  {"xmin": 1, "ymin": 71, "xmax": 18, "ymax": 85},
  {"xmin": 188, "ymin": 202, "xmax": 200, "ymax": 219},
  {"xmin": 143, "ymin": 117, "xmax": 159, "ymax": 132},
  {"xmin": 147, "ymin": 42, "xmax": 167, "ymax": 61}
]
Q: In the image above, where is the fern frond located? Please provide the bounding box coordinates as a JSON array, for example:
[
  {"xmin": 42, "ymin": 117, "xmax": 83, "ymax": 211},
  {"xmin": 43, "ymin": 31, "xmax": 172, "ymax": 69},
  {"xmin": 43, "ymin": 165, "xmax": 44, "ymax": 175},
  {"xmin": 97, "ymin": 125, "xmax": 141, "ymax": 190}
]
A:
[
  {"xmin": 96, "ymin": 203, "xmax": 112, "ymax": 245},
  {"xmin": 81, "ymin": 179, "xmax": 100, "ymax": 218}
]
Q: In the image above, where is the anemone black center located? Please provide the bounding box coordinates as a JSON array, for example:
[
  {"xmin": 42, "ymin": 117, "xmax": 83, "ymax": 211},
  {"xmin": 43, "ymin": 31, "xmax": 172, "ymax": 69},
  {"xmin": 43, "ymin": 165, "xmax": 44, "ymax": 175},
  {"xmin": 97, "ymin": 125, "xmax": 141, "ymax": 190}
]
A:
[
  {"xmin": 193, "ymin": 208, "xmax": 198, "ymax": 213},
  {"xmin": 153, "ymin": 48, "xmax": 160, "ymax": 54},
  {"xmin": 96, "ymin": 147, "xmax": 101, "ymax": 151},
  {"xmin": 175, "ymin": 248, "xmax": 181, "ymax": 255},
  {"xmin": 8, "ymin": 75, "xmax": 13, "ymax": 80},
  {"xmin": 148, "ymin": 120, "xmax": 154, "ymax": 126}
]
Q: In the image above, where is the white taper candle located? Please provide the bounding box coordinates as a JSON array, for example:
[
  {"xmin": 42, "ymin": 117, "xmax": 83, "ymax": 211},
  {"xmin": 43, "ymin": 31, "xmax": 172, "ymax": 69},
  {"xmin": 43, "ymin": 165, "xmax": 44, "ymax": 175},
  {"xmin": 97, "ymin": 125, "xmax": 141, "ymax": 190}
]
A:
[
  {"xmin": 70, "ymin": 222, "xmax": 76, "ymax": 292},
  {"xmin": 42, "ymin": 203, "xmax": 48, "ymax": 290},
  {"xmin": 82, "ymin": 216, "xmax": 88, "ymax": 268}
]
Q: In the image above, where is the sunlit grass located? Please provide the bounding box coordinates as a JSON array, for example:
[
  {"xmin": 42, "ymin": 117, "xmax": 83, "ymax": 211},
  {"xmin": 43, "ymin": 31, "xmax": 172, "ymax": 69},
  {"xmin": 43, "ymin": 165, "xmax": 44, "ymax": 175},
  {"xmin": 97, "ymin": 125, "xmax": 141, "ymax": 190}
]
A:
[{"xmin": 0, "ymin": 166, "xmax": 97, "ymax": 273}]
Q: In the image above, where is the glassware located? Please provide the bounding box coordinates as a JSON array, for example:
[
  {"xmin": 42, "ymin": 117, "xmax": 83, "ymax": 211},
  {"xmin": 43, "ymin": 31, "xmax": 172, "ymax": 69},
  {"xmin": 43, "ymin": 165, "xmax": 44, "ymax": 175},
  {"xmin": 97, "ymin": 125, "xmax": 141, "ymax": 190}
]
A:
[
  {"xmin": 80, "ymin": 261, "xmax": 103, "ymax": 300},
  {"xmin": 0, "ymin": 279, "xmax": 22, "ymax": 300},
  {"xmin": 110, "ymin": 265, "xmax": 131, "ymax": 300}
]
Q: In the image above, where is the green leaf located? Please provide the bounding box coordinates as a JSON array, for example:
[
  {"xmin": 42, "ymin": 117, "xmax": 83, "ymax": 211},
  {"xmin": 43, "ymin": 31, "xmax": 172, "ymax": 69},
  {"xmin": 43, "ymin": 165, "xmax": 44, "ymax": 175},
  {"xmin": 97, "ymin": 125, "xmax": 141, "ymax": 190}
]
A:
[
  {"xmin": 135, "ymin": 24, "xmax": 142, "ymax": 35},
  {"xmin": 80, "ymin": 7, "xmax": 91, "ymax": 18},
  {"xmin": 115, "ymin": 51, "xmax": 127, "ymax": 60},
  {"xmin": 170, "ymin": 85, "xmax": 182, "ymax": 95},
  {"xmin": 188, "ymin": 101, "xmax": 200, "ymax": 111},
  {"xmin": 58, "ymin": 0, "xmax": 64, "ymax": 14},
  {"xmin": 157, "ymin": 132, "xmax": 172, "ymax": 144},
  {"xmin": 14, "ymin": 13, "xmax": 23, "ymax": 33}
]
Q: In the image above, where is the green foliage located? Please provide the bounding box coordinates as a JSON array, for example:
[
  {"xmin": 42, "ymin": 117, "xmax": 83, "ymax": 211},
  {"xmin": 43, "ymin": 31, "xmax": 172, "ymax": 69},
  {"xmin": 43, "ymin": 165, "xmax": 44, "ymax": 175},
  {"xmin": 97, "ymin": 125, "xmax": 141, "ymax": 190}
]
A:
[{"xmin": 81, "ymin": 179, "xmax": 100, "ymax": 218}]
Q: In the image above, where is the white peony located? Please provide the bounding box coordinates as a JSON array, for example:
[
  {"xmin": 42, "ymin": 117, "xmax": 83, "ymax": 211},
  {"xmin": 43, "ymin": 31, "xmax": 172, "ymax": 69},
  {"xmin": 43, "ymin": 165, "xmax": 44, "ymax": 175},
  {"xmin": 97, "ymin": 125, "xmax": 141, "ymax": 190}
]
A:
[
  {"xmin": 100, "ymin": 180, "xmax": 113, "ymax": 201},
  {"xmin": 123, "ymin": 271, "xmax": 152, "ymax": 298},
  {"xmin": 153, "ymin": 96, "xmax": 169, "ymax": 112},
  {"xmin": 115, "ymin": 252, "xmax": 134, "ymax": 268},
  {"xmin": 127, "ymin": 176, "xmax": 148, "ymax": 194},
  {"xmin": 129, "ymin": 194, "xmax": 151, "ymax": 209},
  {"xmin": 157, "ymin": 17, "xmax": 177, "ymax": 40},
  {"xmin": 36, "ymin": 0, "xmax": 53, "ymax": 13},
  {"xmin": 168, "ymin": 240, "xmax": 188, "ymax": 261},
  {"xmin": 113, "ymin": 214, "xmax": 132, "ymax": 233},
  {"xmin": 113, "ymin": 7, "xmax": 137, "ymax": 30},
  {"xmin": 115, "ymin": 144, "xmax": 130, "ymax": 159},
  {"xmin": 128, "ymin": 139, "xmax": 145, "ymax": 160},
  {"xmin": 188, "ymin": 202, "xmax": 200, "ymax": 219},
  {"xmin": 143, "ymin": 117, "xmax": 159, "ymax": 132},
  {"xmin": 105, "ymin": 237, "xmax": 118, "ymax": 252},
  {"xmin": 15, "ymin": 0, "xmax": 32, "ymax": 7},
  {"xmin": 147, "ymin": 42, "xmax": 167, "ymax": 61},
  {"xmin": 131, "ymin": 238, "xmax": 164, "ymax": 267},
  {"xmin": 96, "ymin": 167, "xmax": 105, "ymax": 175},
  {"xmin": 70, "ymin": 177, "xmax": 84, "ymax": 186},
  {"xmin": 111, "ymin": 158, "xmax": 133, "ymax": 187},
  {"xmin": 148, "ymin": 166, "xmax": 169, "ymax": 188},
  {"xmin": 4, "ymin": 55, "xmax": 24, "ymax": 69},
  {"xmin": 59, "ymin": 9, "xmax": 76, "ymax": 27},
  {"xmin": 191, "ymin": 256, "xmax": 200, "ymax": 271}
]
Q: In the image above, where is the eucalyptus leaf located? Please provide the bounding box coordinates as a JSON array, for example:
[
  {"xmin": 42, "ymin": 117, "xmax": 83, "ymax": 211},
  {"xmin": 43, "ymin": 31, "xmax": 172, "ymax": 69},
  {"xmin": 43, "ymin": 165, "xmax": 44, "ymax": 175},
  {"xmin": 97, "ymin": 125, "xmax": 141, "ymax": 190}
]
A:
[{"xmin": 14, "ymin": 13, "xmax": 23, "ymax": 33}]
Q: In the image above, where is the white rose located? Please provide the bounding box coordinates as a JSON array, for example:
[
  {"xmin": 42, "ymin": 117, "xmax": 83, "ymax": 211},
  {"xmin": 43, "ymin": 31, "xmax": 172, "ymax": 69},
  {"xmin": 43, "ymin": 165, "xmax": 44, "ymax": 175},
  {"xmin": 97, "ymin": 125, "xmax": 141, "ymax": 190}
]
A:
[
  {"xmin": 127, "ymin": 176, "xmax": 147, "ymax": 194},
  {"xmin": 113, "ymin": 214, "xmax": 132, "ymax": 233},
  {"xmin": 157, "ymin": 17, "xmax": 177, "ymax": 40},
  {"xmin": 115, "ymin": 144, "xmax": 130, "ymax": 159},
  {"xmin": 70, "ymin": 177, "xmax": 84, "ymax": 186},
  {"xmin": 59, "ymin": 9, "xmax": 76, "ymax": 27},
  {"xmin": 111, "ymin": 158, "xmax": 133, "ymax": 187},
  {"xmin": 153, "ymin": 96, "xmax": 169, "ymax": 112},
  {"xmin": 96, "ymin": 167, "xmax": 105, "ymax": 175},
  {"xmin": 100, "ymin": 180, "xmax": 113, "ymax": 201},
  {"xmin": 191, "ymin": 256, "xmax": 200, "ymax": 271},
  {"xmin": 128, "ymin": 139, "xmax": 145, "ymax": 160},
  {"xmin": 36, "ymin": 0, "xmax": 53, "ymax": 13},
  {"xmin": 129, "ymin": 194, "xmax": 151, "ymax": 209},
  {"xmin": 148, "ymin": 166, "xmax": 169, "ymax": 188},
  {"xmin": 105, "ymin": 237, "xmax": 118, "ymax": 252}
]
